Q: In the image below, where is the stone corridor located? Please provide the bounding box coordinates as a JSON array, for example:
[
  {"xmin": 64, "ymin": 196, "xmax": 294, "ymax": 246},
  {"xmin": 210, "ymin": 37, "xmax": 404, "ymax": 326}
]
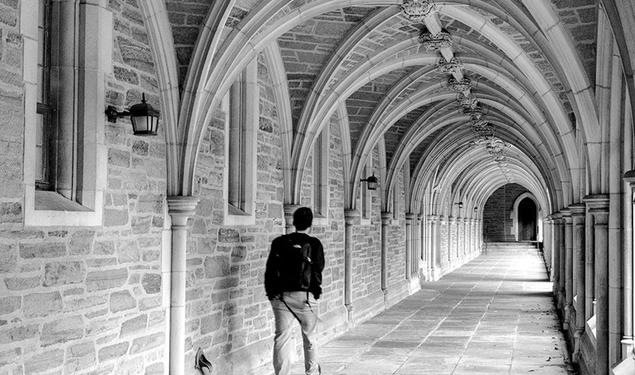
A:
[{"xmin": 289, "ymin": 244, "xmax": 568, "ymax": 375}]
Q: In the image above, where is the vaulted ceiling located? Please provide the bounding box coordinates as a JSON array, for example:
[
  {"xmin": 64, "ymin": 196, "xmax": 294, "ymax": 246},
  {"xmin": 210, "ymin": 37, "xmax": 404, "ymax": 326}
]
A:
[{"xmin": 160, "ymin": 0, "xmax": 605, "ymax": 215}]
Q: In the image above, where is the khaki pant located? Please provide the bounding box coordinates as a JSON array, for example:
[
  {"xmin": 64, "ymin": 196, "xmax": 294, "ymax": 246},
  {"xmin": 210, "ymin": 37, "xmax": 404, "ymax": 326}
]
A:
[{"xmin": 270, "ymin": 291, "xmax": 320, "ymax": 375}]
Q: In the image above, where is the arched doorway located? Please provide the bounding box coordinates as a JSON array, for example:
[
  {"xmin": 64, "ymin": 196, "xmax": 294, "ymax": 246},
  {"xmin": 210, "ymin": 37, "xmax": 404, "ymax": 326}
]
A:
[{"xmin": 518, "ymin": 198, "xmax": 537, "ymax": 241}]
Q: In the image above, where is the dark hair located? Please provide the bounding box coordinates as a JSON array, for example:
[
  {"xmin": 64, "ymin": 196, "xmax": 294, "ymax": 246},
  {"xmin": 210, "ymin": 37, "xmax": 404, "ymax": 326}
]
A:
[{"xmin": 293, "ymin": 207, "xmax": 313, "ymax": 231}]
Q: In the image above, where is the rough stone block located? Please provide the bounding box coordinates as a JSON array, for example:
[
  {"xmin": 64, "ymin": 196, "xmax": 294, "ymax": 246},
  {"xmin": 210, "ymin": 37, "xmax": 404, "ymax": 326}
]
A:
[
  {"xmin": 200, "ymin": 312, "xmax": 222, "ymax": 335},
  {"xmin": 0, "ymin": 347, "xmax": 21, "ymax": 368},
  {"xmin": 0, "ymin": 201, "xmax": 21, "ymax": 222},
  {"xmin": 130, "ymin": 332, "xmax": 164, "ymax": 354},
  {"xmin": 44, "ymin": 261, "xmax": 85, "ymax": 286},
  {"xmin": 0, "ymin": 243, "xmax": 16, "ymax": 272},
  {"xmin": 69, "ymin": 231, "xmax": 95, "ymax": 255},
  {"xmin": 94, "ymin": 240, "xmax": 116, "ymax": 255},
  {"xmin": 145, "ymin": 362, "xmax": 164, "ymax": 375},
  {"xmin": 110, "ymin": 290, "xmax": 136, "ymax": 313},
  {"xmin": 218, "ymin": 228, "xmax": 239, "ymax": 242},
  {"xmin": 65, "ymin": 340, "xmax": 96, "ymax": 373},
  {"xmin": 204, "ymin": 256, "xmax": 230, "ymax": 278},
  {"xmin": 86, "ymin": 268, "xmax": 128, "ymax": 291},
  {"xmin": 23, "ymin": 291, "xmax": 62, "ymax": 318},
  {"xmin": 114, "ymin": 65, "xmax": 139, "ymax": 85},
  {"xmin": 104, "ymin": 208, "xmax": 129, "ymax": 226},
  {"xmin": 98, "ymin": 342, "xmax": 129, "ymax": 362},
  {"xmin": 25, "ymin": 349, "xmax": 64, "ymax": 374},
  {"xmin": 0, "ymin": 296, "xmax": 19, "ymax": 315},
  {"xmin": 141, "ymin": 273, "xmax": 161, "ymax": 294},
  {"xmin": 0, "ymin": 323, "xmax": 39, "ymax": 343},
  {"xmin": 120, "ymin": 314, "xmax": 147, "ymax": 338},
  {"xmin": 117, "ymin": 37, "xmax": 155, "ymax": 73},
  {"xmin": 4, "ymin": 276, "xmax": 39, "ymax": 290},
  {"xmin": 41, "ymin": 315, "xmax": 84, "ymax": 346},
  {"xmin": 108, "ymin": 148, "xmax": 131, "ymax": 168},
  {"xmin": 19, "ymin": 242, "xmax": 66, "ymax": 258}
]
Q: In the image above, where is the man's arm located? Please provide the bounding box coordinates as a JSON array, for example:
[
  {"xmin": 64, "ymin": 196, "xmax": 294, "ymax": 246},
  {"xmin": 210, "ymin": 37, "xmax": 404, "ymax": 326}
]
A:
[{"xmin": 264, "ymin": 237, "xmax": 281, "ymax": 299}]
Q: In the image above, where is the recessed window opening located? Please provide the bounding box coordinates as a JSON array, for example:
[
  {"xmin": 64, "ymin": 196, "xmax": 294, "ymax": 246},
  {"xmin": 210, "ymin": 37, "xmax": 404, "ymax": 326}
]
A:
[
  {"xmin": 36, "ymin": 0, "xmax": 54, "ymax": 191},
  {"xmin": 313, "ymin": 129, "xmax": 328, "ymax": 218},
  {"xmin": 224, "ymin": 60, "xmax": 257, "ymax": 221}
]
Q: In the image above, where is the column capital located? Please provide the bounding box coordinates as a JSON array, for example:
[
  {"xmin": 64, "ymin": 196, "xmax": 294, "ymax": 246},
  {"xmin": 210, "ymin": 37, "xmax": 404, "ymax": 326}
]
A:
[
  {"xmin": 583, "ymin": 194, "xmax": 609, "ymax": 210},
  {"xmin": 417, "ymin": 214, "xmax": 424, "ymax": 222},
  {"xmin": 405, "ymin": 212, "xmax": 416, "ymax": 222},
  {"xmin": 427, "ymin": 214, "xmax": 438, "ymax": 221},
  {"xmin": 560, "ymin": 208, "xmax": 572, "ymax": 223},
  {"xmin": 448, "ymin": 216, "xmax": 456, "ymax": 223},
  {"xmin": 381, "ymin": 211, "xmax": 392, "ymax": 224},
  {"xmin": 344, "ymin": 209, "xmax": 360, "ymax": 225},
  {"xmin": 167, "ymin": 196, "xmax": 199, "ymax": 227},
  {"xmin": 569, "ymin": 203, "xmax": 585, "ymax": 215}
]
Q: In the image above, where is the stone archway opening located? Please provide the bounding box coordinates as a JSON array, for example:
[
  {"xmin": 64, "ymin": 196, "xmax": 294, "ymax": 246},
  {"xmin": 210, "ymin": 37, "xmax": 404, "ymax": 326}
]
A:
[{"xmin": 518, "ymin": 197, "xmax": 537, "ymax": 241}]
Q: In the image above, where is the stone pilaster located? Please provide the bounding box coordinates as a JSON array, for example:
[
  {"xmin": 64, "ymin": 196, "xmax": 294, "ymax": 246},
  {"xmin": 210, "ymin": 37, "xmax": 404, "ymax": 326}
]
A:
[
  {"xmin": 381, "ymin": 212, "xmax": 392, "ymax": 298},
  {"xmin": 428, "ymin": 215, "xmax": 439, "ymax": 280},
  {"xmin": 416, "ymin": 215, "xmax": 424, "ymax": 277},
  {"xmin": 570, "ymin": 203, "xmax": 586, "ymax": 363},
  {"xmin": 561, "ymin": 208, "xmax": 573, "ymax": 331},
  {"xmin": 585, "ymin": 194, "xmax": 610, "ymax": 375},
  {"xmin": 622, "ymin": 171, "xmax": 635, "ymax": 360},
  {"xmin": 448, "ymin": 216, "xmax": 457, "ymax": 266},
  {"xmin": 344, "ymin": 209, "xmax": 360, "ymax": 322},
  {"xmin": 166, "ymin": 196, "xmax": 198, "ymax": 375},
  {"xmin": 405, "ymin": 213, "xmax": 415, "ymax": 280},
  {"xmin": 550, "ymin": 213, "xmax": 562, "ymax": 301}
]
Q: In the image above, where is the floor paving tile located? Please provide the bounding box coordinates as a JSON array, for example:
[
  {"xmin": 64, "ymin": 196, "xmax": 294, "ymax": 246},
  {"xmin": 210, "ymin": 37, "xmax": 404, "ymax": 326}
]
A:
[{"xmin": 288, "ymin": 247, "xmax": 570, "ymax": 374}]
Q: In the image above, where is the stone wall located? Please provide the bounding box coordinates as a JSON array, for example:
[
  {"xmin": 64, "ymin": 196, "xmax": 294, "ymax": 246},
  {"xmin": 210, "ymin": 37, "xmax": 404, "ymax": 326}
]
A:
[
  {"xmin": 0, "ymin": 1, "xmax": 168, "ymax": 374},
  {"xmin": 482, "ymin": 183, "xmax": 530, "ymax": 242}
]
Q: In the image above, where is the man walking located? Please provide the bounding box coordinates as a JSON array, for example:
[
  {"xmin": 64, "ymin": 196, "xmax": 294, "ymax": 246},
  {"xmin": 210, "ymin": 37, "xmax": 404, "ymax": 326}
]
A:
[{"xmin": 265, "ymin": 207, "xmax": 325, "ymax": 375}]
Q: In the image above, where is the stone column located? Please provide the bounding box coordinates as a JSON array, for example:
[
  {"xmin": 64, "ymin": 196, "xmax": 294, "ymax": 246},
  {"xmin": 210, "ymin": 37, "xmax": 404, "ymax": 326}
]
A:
[
  {"xmin": 562, "ymin": 209, "xmax": 573, "ymax": 331},
  {"xmin": 405, "ymin": 213, "xmax": 415, "ymax": 280},
  {"xmin": 344, "ymin": 209, "xmax": 360, "ymax": 322},
  {"xmin": 166, "ymin": 196, "xmax": 198, "ymax": 375},
  {"xmin": 448, "ymin": 216, "xmax": 456, "ymax": 266},
  {"xmin": 550, "ymin": 213, "xmax": 561, "ymax": 301},
  {"xmin": 428, "ymin": 215, "xmax": 439, "ymax": 280},
  {"xmin": 585, "ymin": 203, "xmax": 595, "ymax": 320},
  {"xmin": 543, "ymin": 217, "xmax": 553, "ymax": 278},
  {"xmin": 622, "ymin": 171, "xmax": 635, "ymax": 359},
  {"xmin": 381, "ymin": 212, "xmax": 391, "ymax": 300},
  {"xmin": 585, "ymin": 195, "xmax": 610, "ymax": 375},
  {"xmin": 416, "ymin": 215, "xmax": 423, "ymax": 277},
  {"xmin": 283, "ymin": 204, "xmax": 300, "ymax": 234},
  {"xmin": 571, "ymin": 204, "xmax": 586, "ymax": 362}
]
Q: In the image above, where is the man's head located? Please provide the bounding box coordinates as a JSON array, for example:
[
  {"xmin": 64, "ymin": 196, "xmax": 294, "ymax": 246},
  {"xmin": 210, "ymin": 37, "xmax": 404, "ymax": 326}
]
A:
[{"xmin": 293, "ymin": 207, "xmax": 313, "ymax": 231}]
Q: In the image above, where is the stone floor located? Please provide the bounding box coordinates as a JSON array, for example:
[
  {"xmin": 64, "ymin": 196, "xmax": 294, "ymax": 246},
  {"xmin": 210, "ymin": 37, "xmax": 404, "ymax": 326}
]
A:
[{"xmin": 290, "ymin": 246, "xmax": 570, "ymax": 374}]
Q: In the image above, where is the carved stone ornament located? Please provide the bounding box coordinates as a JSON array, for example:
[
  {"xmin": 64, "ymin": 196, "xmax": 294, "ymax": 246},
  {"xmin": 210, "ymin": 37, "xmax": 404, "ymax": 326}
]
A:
[
  {"xmin": 401, "ymin": 0, "xmax": 437, "ymax": 23},
  {"xmin": 437, "ymin": 57, "xmax": 463, "ymax": 74},
  {"xmin": 419, "ymin": 28, "xmax": 453, "ymax": 51},
  {"xmin": 448, "ymin": 76, "xmax": 472, "ymax": 93},
  {"xmin": 465, "ymin": 107, "xmax": 484, "ymax": 121},
  {"xmin": 457, "ymin": 92, "xmax": 478, "ymax": 109}
]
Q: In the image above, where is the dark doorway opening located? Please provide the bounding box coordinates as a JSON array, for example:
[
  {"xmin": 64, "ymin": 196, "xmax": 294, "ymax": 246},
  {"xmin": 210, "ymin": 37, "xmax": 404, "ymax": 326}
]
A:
[{"xmin": 518, "ymin": 198, "xmax": 537, "ymax": 241}]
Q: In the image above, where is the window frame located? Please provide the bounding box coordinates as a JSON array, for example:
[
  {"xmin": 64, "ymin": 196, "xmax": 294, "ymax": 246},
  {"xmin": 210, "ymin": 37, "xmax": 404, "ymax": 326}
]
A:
[
  {"xmin": 223, "ymin": 60, "xmax": 258, "ymax": 226},
  {"xmin": 22, "ymin": 0, "xmax": 111, "ymax": 227},
  {"xmin": 312, "ymin": 127, "xmax": 329, "ymax": 225}
]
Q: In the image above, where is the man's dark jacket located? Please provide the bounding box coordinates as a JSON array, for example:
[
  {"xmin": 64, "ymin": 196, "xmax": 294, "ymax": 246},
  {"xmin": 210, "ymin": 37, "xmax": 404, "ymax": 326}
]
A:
[{"xmin": 265, "ymin": 232, "xmax": 325, "ymax": 300}]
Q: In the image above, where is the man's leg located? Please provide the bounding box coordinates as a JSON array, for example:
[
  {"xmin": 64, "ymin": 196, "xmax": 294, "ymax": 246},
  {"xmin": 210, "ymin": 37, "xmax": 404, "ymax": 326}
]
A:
[
  {"xmin": 271, "ymin": 299, "xmax": 295, "ymax": 375},
  {"xmin": 298, "ymin": 296, "xmax": 320, "ymax": 375}
]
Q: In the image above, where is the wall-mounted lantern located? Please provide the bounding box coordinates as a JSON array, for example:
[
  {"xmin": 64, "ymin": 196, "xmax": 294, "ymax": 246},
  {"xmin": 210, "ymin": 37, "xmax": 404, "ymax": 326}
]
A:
[
  {"xmin": 105, "ymin": 93, "xmax": 160, "ymax": 136},
  {"xmin": 360, "ymin": 174, "xmax": 379, "ymax": 191},
  {"xmin": 455, "ymin": 201, "xmax": 464, "ymax": 209}
]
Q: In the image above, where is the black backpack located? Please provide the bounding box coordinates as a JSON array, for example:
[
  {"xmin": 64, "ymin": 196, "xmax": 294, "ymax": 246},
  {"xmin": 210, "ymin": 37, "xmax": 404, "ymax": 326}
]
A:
[{"xmin": 276, "ymin": 235, "xmax": 313, "ymax": 291}]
